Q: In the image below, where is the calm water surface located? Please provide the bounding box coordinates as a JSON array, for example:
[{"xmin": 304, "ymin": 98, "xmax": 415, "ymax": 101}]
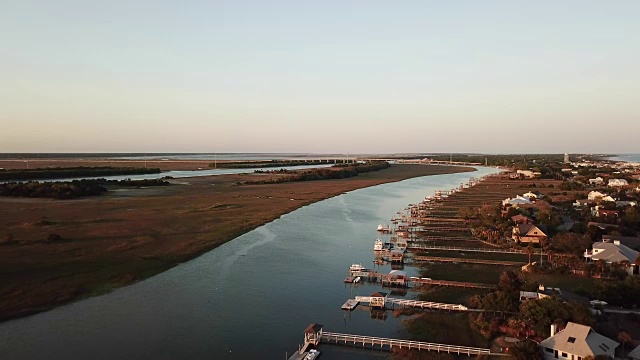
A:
[{"xmin": 0, "ymin": 167, "xmax": 499, "ymax": 359}]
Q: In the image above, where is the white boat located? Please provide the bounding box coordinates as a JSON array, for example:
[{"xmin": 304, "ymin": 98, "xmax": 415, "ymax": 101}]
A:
[
  {"xmin": 376, "ymin": 224, "xmax": 391, "ymax": 232},
  {"xmin": 303, "ymin": 349, "xmax": 320, "ymax": 360},
  {"xmin": 374, "ymin": 238, "xmax": 383, "ymax": 251},
  {"xmin": 349, "ymin": 263, "xmax": 365, "ymax": 272},
  {"xmin": 354, "ymin": 276, "xmax": 361, "ymax": 283}
]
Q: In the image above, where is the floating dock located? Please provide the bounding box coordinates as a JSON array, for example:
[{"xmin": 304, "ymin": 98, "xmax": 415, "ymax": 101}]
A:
[{"xmin": 341, "ymin": 299, "xmax": 359, "ymax": 310}]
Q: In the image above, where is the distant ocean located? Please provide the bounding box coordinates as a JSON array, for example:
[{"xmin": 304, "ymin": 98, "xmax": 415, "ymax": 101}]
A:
[{"xmin": 609, "ymin": 154, "xmax": 640, "ymax": 163}]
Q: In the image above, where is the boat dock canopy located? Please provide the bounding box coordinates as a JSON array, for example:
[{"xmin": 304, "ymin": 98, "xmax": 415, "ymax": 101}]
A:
[{"xmin": 304, "ymin": 323, "xmax": 324, "ymax": 334}]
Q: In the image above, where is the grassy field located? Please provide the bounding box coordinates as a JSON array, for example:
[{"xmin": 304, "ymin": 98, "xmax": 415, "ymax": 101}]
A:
[
  {"xmin": 0, "ymin": 164, "xmax": 473, "ymax": 322},
  {"xmin": 417, "ymin": 286, "xmax": 489, "ymax": 305}
]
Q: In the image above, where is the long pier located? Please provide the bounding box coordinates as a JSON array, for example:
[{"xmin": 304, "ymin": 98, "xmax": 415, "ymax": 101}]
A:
[
  {"xmin": 408, "ymin": 244, "xmax": 541, "ymax": 255},
  {"xmin": 354, "ymin": 296, "xmax": 468, "ymax": 311},
  {"xmin": 411, "ymin": 278, "xmax": 494, "ymax": 289},
  {"xmin": 412, "ymin": 256, "xmax": 525, "ymax": 266},
  {"xmin": 321, "ymin": 332, "xmax": 491, "ymax": 356}
]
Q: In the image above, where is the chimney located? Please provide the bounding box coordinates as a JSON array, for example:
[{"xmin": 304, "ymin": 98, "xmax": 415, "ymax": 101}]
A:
[{"xmin": 551, "ymin": 324, "xmax": 557, "ymax": 337}]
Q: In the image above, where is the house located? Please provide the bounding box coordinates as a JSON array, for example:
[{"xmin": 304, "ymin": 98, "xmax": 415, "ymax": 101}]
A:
[
  {"xmin": 587, "ymin": 191, "xmax": 606, "ymax": 201},
  {"xmin": 523, "ymin": 191, "xmax": 545, "ymax": 199},
  {"xmin": 602, "ymin": 235, "xmax": 640, "ymax": 250},
  {"xmin": 517, "ymin": 170, "xmax": 541, "ymax": 179},
  {"xmin": 503, "ymin": 196, "xmax": 533, "ymax": 206},
  {"xmin": 369, "ymin": 292, "xmax": 388, "ymax": 309},
  {"xmin": 595, "ymin": 209, "xmax": 620, "ymax": 218},
  {"xmin": 573, "ymin": 199, "xmax": 594, "ymax": 208},
  {"xmin": 540, "ymin": 322, "xmax": 618, "ymax": 360},
  {"xmin": 608, "ymin": 178, "xmax": 629, "ymax": 187},
  {"xmin": 629, "ymin": 345, "xmax": 640, "ymax": 360},
  {"xmin": 511, "ymin": 214, "xmax": 532, "ymax": 224},
  {"xmin": 587, "ymin": 222, "xmax": 620, "ymax": 231},
  {"xmin": 585, "ymin": 240, "xmax": 639, "ymax": 275},
  {"xmin": 519, "ymin": 284, "xmax": 589, "ymax": 305},
  {"xmin": 589, "ymin": 177, "xmax": 605, "ymax": 185},
  {"xmin": 615, "ymin": 200, "xmax": 637, "ymax": 208},
  {"xmin": 512, "ymin": 223, "xmax": 547, "ymax": 244}
]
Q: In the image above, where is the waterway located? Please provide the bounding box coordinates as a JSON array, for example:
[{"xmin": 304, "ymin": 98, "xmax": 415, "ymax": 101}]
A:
[
  {"xmin": 608, "ymin": 154, "xmax": 640, "ymax": 164},
  {"xmin": 14, "ymin": 164, "xmax": 334, "ymax": 183},
  {"xmin": 0, "ymin": 166, "xmax": 500, "ymax": 360}
]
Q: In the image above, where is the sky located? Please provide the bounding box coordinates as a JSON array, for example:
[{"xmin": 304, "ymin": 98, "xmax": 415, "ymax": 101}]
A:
[{"xmin": 1, "ymin": 1, "xmax": 639, "ymax": 154}]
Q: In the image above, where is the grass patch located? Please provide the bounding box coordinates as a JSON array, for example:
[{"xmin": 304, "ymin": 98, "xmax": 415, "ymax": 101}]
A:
[{"xmin": 420, "ymin": 263, "xmax": 519, "ymax": 284}]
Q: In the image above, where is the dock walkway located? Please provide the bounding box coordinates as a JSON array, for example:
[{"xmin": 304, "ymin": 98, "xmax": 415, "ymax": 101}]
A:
[
  {"xmin": 412, "ymin": 255, "xmax": 525, "ymax": 266},
  {"xmin": 408, "ymin": 244, "xmax": 541, "ymax": 255},
  {"xmin": 354, "ymin": 296, "xmax": 468, "ymax": 311},
  {"xmin": 321, "ymin": 332, "xmax": 490, "ymax": 356}
]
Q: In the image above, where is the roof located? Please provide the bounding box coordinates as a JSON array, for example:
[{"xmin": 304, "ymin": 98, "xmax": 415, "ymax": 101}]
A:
[
  {"xmin": 628, "ymin": 345, "xmax": 640, "ymax": 359},
  {"xmin": 370, "ymin": 291, "xmax": 388, "ymax": 298},
  {"xmin": 389, "ymin": 270, "xmax": 407, "ymax": 277},
  {"xmin": 304, "ymin": 323, "xmax": 324, "ymax": 334},
  {"xmin": 517, "ymin": 223, "xmax": 546, "ymax": 237},
  {"xmin": 511, "ymin": 214, "xmax": 530, "ymax": 223},
  {"xmin": 540, "ymin": 322, "xmax": 619, "ymax": 357},
  {"xmin": 602, "ymin": 235, "xmax": 640, "ymax": 250},
  {"xmin": 591, "ymin": 241, "xmax": 639, "ymax": 263}
]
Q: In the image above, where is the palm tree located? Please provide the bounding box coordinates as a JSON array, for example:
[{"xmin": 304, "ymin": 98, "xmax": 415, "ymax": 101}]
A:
[
  {"xmin": 526, "ymin": 244, "xmax": 534, "ymax": 264},
  {"xmin": 546, "ymin": 250, "xmax": 554, "ymax": 267}
]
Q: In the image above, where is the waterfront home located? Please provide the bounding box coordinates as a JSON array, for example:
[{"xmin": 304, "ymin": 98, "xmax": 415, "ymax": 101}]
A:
[
  {"xmin": 516, "ymin": 170, "xmax": 541, "ymax": 179},
  {"xmin": 608, "ymin": 178, "xmax": 629, "ymax": 187},
  {"xmin": 587, "ymin": 191, "xmax": 614, "ymax": 202},
  {"xmin": 523, "ymin": 191, "xmax": 545, "ymax": 199},
  {"xmin": 502, "ymin": 196, "xmax": 533, "ymax": 206},
  {"xmin": 584, "ymin": 240, "xmax": 639, "ymax": 275},
  {"xmin": 519, "ymin": 284, "xmax": 589, "ymax": 305},
  {"xmin": 540, "ymin": 322, "xmax": 618, "ymax": 360},
  {"xmin": 589, "ymin": 177, "xmax": 605, "ymax": 185},
  {"xmin": 512, "ymin": 223, "xmax": 547, "ymax": 244}
]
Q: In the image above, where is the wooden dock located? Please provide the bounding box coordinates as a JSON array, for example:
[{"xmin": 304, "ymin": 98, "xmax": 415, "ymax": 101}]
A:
[
  {"xmin": 412, "ymin": 255, "xmax": 525, "ymax": 266},
  {"xmin": 408, "ymin": 244, "xmax": 541, "ymax": 255},
  {"xmin": 354, "ymin": 296, "xmax": 468, "ymax": 311},
  {"xmin": 410, "ymin": 278, "xmax": 494, "ymax": 289},
  {"xmin": 321, "ymin": 332, "xmax": 490, "ymax": 356}
]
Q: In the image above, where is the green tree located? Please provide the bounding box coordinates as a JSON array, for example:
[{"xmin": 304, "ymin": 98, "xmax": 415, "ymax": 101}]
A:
[{"xmin": 498, "ymin": 271, "xmax": 524, "ymax": 293}]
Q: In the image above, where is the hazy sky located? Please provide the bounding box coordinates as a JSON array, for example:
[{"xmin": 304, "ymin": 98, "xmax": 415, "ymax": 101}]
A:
[{"xmin": 1, "ymin": 1, "xmax": 639, "ymax": 153}]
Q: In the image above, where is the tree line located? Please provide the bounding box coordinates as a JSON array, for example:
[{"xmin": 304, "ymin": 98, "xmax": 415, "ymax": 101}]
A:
[
  {"xmin": 0, "ymin": 166, "xmax": 161, "ymax": 181},
  {"xmin": 0, "ymin": 178, "xmax": 170, "ymax": 199},
  {"xmin": 209, "ymin": 160, "xmax": 328, "ymax": 169},
  {"xmin": 245, "ymin": 162, "xmax": 390, "ymax": 184}
]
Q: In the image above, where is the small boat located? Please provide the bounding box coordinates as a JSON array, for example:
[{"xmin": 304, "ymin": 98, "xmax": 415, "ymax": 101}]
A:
[
  {"xmin": 377, "ymin": 224, "xmax": 391, "ymax": 233},
  {"xmin": 374, "ymin": 238, "xmax": 383, "ymax": 251},
  {"xmin": 354, "ymin": 276, "xmax": 361, "ymax": 283},
  {"xmin": 303, "ymin": 349, "xmax": 321, "ymax": 360}
]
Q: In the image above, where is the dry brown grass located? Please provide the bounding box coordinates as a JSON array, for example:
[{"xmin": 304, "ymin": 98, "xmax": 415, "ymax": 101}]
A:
[{"xmin": 0, "ymin": 164, "xmax": 472, "ymax": 321}]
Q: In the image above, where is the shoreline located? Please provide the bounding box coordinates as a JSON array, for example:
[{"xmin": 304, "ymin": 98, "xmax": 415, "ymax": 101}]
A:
[{"xmin": 0, "ymin": 164, "xmax": 475, "ymax": 322}]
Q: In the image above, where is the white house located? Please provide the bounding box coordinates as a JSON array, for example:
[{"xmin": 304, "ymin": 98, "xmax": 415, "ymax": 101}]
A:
[
  {"xmin": 608, "ymin": 178, "xmax": 629, "ymax": 187},
  {"xmin": 517, "ymin": 170, "xmax": 541, "ymax": 179},
  {"xmin": 523, "ymin": 191, "xmax": 545, "ymax": 199},
  {"xmin": 589, "ymin": 177, "xmax": 604, "ymax": 185},
  {"xmin": 587, "ymin": 191, "xmax": 615, "ymax": 202},
  {"xmin": 585, "ymin": 240, "xmax": 639, "ymax": 275},
  {"xmin": 540, "ymin": 322, "xmax": 618, "ymax": 360},
  {"xmin": 502, "ymin": 196, "xmax": 533, "ymax": 206}
]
